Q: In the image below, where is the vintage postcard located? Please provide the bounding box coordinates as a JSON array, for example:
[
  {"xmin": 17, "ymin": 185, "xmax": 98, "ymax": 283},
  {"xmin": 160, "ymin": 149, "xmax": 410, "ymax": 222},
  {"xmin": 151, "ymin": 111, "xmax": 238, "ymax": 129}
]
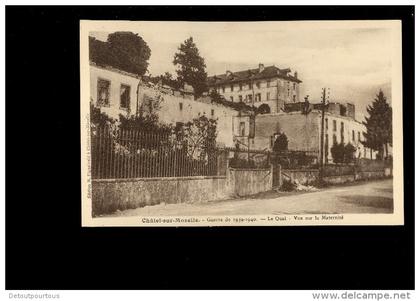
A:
[{"xmin": 80, "ymin": 20, "xmax": 403, "ymax": 227}]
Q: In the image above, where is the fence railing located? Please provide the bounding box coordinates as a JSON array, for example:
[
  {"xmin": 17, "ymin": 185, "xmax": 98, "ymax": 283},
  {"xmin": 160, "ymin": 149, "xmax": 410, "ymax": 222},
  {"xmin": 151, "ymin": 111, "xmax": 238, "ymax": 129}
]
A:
[
  {"xmin": 91, "ymin": 126, "xmax": 225, "ymax": 179},
  {"xmin": 224, "ymin": 146, "xmax": 319, "ymax": 170},
  {"xmin": 90, "ymin": 126, "xmax": 321, "ymax": 179}
]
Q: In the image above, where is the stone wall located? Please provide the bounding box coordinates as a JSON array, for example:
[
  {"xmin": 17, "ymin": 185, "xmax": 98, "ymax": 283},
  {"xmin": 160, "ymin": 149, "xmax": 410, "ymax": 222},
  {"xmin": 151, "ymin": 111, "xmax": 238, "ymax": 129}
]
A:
[
  {"xmin": 228, "ymin": 168, "xmax": 272, "ymax": 196},
  {"xmin": 281, "ymin": 165, "xmax": 390, "ymax": 186},
  {"xmin": 282, "ymin": 169, "xmax": 319, "ymax": 185},
  {"xmin": 355, "ymin": 171, "xmax": 387, "ymax": 181},
  {"xmin": 254, "ymin": 111, "xmax": 320, "ymax": 152},
  {"xmin": 92, "ymin": 176, "xmax": 229, "ymax": 216},
  {"xmin": 252, "ymin": 110, "xmax": 376, "ymax": 162},
  {"xmin": 92, "ymin": 160, "xmax": 392, "ymax": 216},
  {"xmin": 92, "ymin": 167, "xmax": 273, "ymax": 216},
  {"xmin": 324, "ymin": 164, "xmax": 355, "ymax": 177},
  {"xmin": 323, "ymin": 174, "xmax": 356, "ymax": 184}
]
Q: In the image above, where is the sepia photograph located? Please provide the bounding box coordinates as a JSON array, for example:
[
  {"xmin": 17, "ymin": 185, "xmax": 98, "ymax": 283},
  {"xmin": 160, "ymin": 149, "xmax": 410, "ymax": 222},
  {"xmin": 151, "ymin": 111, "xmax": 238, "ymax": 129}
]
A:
[
  {"xmin": 80, "ymin": 20, "xmax": 403, "ymax": 226},
  {"xmin": 5, "ymin": 4, "xmax": 415, "ymax": 295}
]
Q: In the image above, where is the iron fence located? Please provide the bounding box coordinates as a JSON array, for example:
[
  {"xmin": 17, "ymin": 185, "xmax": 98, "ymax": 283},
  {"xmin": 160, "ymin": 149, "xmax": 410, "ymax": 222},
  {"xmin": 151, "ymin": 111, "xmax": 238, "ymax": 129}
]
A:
[
  {"xmin": 90, "ymin": 126, "xmax": 320, "ymax": 179},
  {"xmin": 91, "ymin": 126, "xmax": 224, "ymax": 179},
  {"xmin": 224, "ymin": 146, "xmax": 319, "ymax": 170}
]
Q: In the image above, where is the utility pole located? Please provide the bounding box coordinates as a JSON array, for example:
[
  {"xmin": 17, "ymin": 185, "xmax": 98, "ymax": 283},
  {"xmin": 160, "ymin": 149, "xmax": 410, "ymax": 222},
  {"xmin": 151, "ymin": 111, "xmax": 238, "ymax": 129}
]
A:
[
  {"xmin": 247, "ymin": 136, "xmax": 250, "ymax": 163},
  {"xmin": 319, "ymin": 87, "xmax": 327, "ymax": 183}
]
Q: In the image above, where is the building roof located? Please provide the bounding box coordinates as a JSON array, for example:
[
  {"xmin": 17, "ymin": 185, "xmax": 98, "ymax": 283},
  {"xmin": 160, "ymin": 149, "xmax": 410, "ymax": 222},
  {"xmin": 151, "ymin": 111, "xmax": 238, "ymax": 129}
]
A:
[
  {"xmin": 196, "ymin": 96, "xmax": 255, "ymax": 113},
  {"xmin": 90, "ymin": 61, "xmax": 142, "ymax": 79},
  {"xmin": 207, "ymin": 65, "xmax": 302, "ymax": 86}
]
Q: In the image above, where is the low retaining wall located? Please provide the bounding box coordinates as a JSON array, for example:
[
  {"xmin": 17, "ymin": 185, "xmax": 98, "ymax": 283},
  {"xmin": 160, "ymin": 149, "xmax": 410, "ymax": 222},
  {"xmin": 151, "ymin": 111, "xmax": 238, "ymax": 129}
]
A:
[
  {"xmin": 228, "ymin": 168, "xmax": 272, "ymax": 196},
  {"xmin": 282, "ymin": 169, "xmax": 319, "ymax": 185},
  {"xmin": 355, "ymin": 171, "xmax": 387, "ymax": 181},
  {"xmin": 282, "ymin": 168, "xmax": 390, "ymax": 185},
  {"xmin": 92, "ymin": 168, "xmax": 273, "ymax": 215},
  {"xmin": 323, "ymin": 174, "xmax": 355, "ymax": 184},
  {"xmin": 92, "ymin": 163, "xmax": 392, "ymax": 215},
  {"xmin": 92, "ymin": 176, "xmax": 228, "ymax": 216}
]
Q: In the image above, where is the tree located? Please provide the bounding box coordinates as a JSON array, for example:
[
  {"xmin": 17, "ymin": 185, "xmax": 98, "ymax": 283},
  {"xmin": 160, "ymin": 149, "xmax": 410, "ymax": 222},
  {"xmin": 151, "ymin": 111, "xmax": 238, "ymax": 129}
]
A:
[
  {"xmin": 179, "ymin": 115, "xmax": 218, "ymax": 159},
  {"xmin": 89, "ymin": 32, "xmax": 151, "ymax": 76},
  {"xmin": 90, "ymin": 101, "xmax": 115, "ymax": 129},
  {"xmin": 330, "ymin": 142, "xmax": 356, "ymax": 164},
  {"xmin": 118, "ymin": 114, "xmax": 172, "ymax": 134},
  {"xmin": 173, "ymin": 37, "xmax": 208, "ymax": 98},
  {"xmin": 137, "ymin": 92, "xmax": 164, "ymax": 122},
  {"xmin": 90, "ymin": 101, "xmax": 117, "ymax": 138},
  {"xmin": 386, "ymin": 105, "xmax": 393, "ymax": 155},
  {"xmin": 89, "ymin": 102, "xmax": 119, "ymax": 168},
  {"xmin": 89, "ymin": 37, "xmax": 111, "ymax": 68},
  {"xmin": 161, "ymin": 72, "xmax": 180, "ymax": 88},
  {"xmin": 273, "ymin": 132, "xmax": 288, "ymax": 152},
  {"xmin": 119, "ymin": 93, "xmax": 172, "ymax": 133},
  {"xmin": 330, "ymin": 142, "xmax": 345, "ymax": 164},
  {"xmin": 209, "ymin": 89, "xmax": 224, "ymax": 103},
  {"xmin": 149, "ymin": 72, "xmax": 180, "ymax": 89},
  {"xmin": 362, "ymin": 90, "xmax": 392, "ymax": 160},
  {"xmin": 343, "ymin": 143, "xmax": 356, "ymax": 163},
  {"xmin": 362, "ymin": 129, "xmax": 376, "ymax": 159},
  {"xmin": 257, "ymin": 103, "xmax": 271, "ymax": 114}
]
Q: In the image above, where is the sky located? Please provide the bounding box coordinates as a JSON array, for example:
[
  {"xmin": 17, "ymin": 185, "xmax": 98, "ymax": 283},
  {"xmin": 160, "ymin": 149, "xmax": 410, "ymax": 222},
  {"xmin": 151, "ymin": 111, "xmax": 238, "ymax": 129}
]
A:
[{"xmin": 90, "ymin": 21, "xmax": 399, "ymax": 121}]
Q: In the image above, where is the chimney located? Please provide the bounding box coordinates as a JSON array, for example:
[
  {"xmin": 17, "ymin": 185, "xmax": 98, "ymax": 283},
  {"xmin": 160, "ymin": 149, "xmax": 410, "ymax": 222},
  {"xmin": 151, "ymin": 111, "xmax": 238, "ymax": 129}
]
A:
[
  {"xmin": 346, "ymin": 103, "xmax": 356, "ymax": 119},
  {"xmin": 294, "ymin": 71, "xmax": 298, "ymax": 78},
  {"xmin": 259, "ymin": 63, "xmax": 265, "ymax": 73}
]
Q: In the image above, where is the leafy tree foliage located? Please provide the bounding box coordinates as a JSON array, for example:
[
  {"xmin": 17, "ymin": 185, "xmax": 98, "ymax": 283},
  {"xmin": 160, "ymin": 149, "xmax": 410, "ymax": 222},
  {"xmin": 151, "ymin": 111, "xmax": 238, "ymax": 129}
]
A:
[
  {"xmin": 209, "ymin": 89, "xmax": 224, "ymax": 103},
  {"xmin": 173, "ymin": 37, "xmax": 208, "ymax": 98},
  {"xmin": 118, "ymin": 114, "xmax": 172, "ymax": 134},
  {"xmin": 257, "ymin": 103, "xmax": 271, "ymax": 114},
  {"xmin": 90, "ymin": 101, "xmax": 115, "ymax": 128},
  {"xmin": 118, "ymin": 93, "xmax": 172, "ymax": 133},
  {"xmin": 137, "ymin": 93, "xmax": 164, "ymax": 123},
  {"xmin": 273, "ymin": 132, "xmax": 289, "ymax": 152},
  {"xmin": 89, "ymin": 32, "xmax": 151, "ymax": 76},
  {"xmin": 90, "ymin": 101, "xmax": 117, "ymax": 137},
  {"xmin": 344, "ymin": 143, "xmax": 356, "ymax": 163},
  {"xmin": 330, "ymin": 142, "xmax": 345, "ymax": 164},
  {"xmin": 330, "ymin": 142, "xmax": 356, "ymax": 164},
  {"xmin": 178, "ymin": 115, "xmax": 218, "ymax": 158},
  {"xmin": 149, "ymin": 72, "xmax": 181, "ymax": 89},
  {"xmin": 89, "ymin": 37, "xmax": 110, "ymax": 67},
  {"xmin": 362, "ymin": 90, "xmax": 392, "ymax": 159}
]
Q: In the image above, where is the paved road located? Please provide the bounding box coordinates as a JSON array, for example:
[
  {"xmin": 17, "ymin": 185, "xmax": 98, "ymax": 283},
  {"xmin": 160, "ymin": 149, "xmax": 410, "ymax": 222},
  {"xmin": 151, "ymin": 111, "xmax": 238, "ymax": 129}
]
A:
[{"xmin": 109, "ymin": 179, "xmax": 393, "ymax": 216}]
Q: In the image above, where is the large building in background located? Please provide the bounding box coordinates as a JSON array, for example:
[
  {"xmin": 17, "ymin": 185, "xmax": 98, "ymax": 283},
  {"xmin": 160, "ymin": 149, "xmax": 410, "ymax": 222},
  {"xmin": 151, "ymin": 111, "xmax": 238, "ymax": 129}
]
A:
[{"xmin": 207, "ymin": 64, "xmax": 302, "ymax": 113}]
